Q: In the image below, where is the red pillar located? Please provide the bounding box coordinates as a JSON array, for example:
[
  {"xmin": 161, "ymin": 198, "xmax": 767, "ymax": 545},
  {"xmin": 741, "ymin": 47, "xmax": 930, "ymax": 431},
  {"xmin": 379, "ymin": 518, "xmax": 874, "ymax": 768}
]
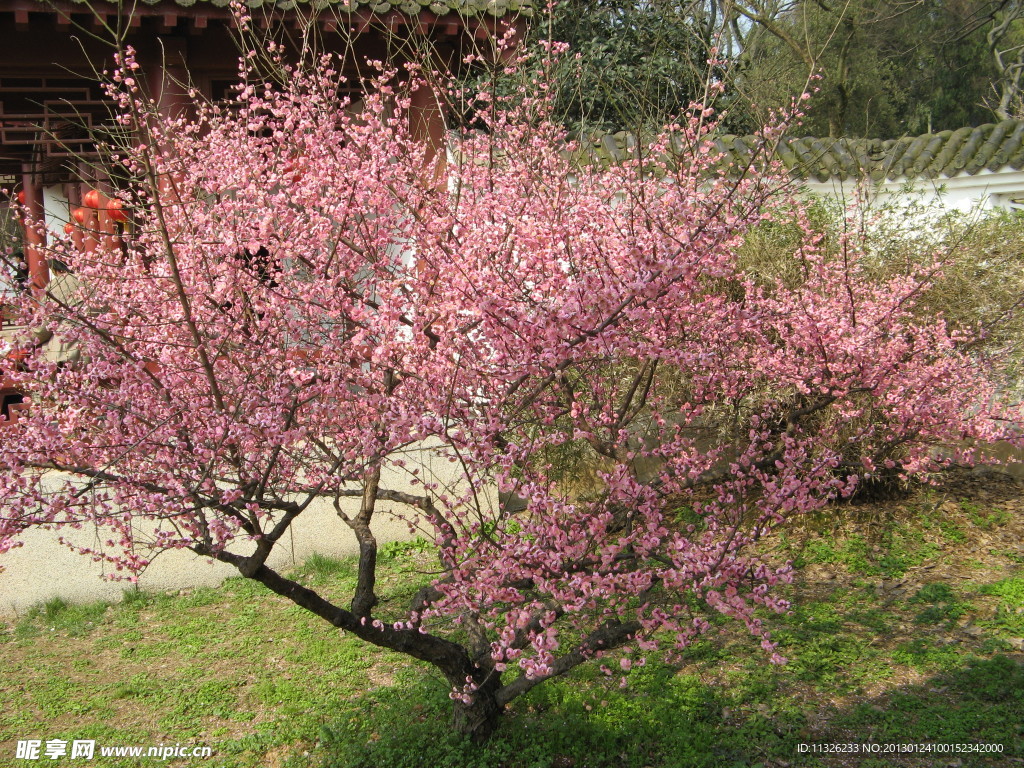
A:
[
  {"xmin": 20, "ymin": 166, "xmax": 48, "ymax": 293},
  {"xmin": 146, "ymin": 37, "xmax": 191, "ymax": 202},
  {"xmin": 66, "ymin": 181, "xmax": 85, "ymax": 254},
  {"xmin": 409, "ymin": 78, "xmax": 447, "ymax": 168},
  {"xmin": 77, "ymin": 167, "xmax": 99, "ymax": 257},
  {"xmin": 94, "ymin": 185, "xmax": 117, "ymax": 253},
  {"xmin": 147, "ymin": 37, "xmax": 192, "ymax": 127}
]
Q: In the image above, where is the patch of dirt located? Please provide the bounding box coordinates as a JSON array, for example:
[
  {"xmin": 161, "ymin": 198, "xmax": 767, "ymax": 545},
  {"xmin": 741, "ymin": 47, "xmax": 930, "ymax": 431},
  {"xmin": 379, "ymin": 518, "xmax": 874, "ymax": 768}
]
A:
[
  {"xmin": 768, "ymin": 468, "xmax": 1023, "ymax": 767},
  {"xmin": 783, "ymin": 468, "xmax": 1022, "ymax": 590},
  {"xmin": 264, "ymin": 743, "xmax": 311, "ymax": 768}
]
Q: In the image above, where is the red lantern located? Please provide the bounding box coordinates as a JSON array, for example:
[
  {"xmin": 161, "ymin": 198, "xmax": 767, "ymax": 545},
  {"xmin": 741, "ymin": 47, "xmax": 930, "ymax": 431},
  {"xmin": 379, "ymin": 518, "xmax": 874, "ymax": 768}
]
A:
[
  {"xmin": 64, "ymin": 222, "xmax": 74, "ymax": 235},
  {"xmin": 83, "ymin": 189, "xmax": 103, "ymax": 209},
  {"xmin": 283, "ymin": 155, "xmax": 305, "ymax": 184},
  {"xmin": 16, "ymin": 190, "xmax": 24, "ymax": 205},
  {"xmin": 106, "ymin": 198, "xmax": 129, "ymax": 223},
  {"xmin": 72, "ymin": 207, "xmax": 87, "ymax": 224}
]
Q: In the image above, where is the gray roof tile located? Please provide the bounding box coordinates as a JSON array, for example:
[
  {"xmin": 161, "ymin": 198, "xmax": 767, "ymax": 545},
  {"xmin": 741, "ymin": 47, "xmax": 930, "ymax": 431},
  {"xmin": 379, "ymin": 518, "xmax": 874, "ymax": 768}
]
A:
[
  {"xmin": 580, "ymin": 120, "xmax": 1024, "ymax": 180},
  {"xmin": 48, "ymin": 0, "xmax": 533, "ymax": 15}
]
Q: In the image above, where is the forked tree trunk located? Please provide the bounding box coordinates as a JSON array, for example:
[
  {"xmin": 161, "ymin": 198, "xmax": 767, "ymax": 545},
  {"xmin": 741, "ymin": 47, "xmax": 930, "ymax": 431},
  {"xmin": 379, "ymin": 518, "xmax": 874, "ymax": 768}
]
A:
[{"xmin": 450, "ymin": 676, "xmax": 504, "ymax": 743}]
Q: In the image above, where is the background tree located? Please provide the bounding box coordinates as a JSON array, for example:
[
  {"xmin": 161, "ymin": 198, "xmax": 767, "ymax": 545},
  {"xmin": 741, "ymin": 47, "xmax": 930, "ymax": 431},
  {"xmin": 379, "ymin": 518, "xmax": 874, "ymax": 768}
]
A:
[
  {"xmin": 0, "ymin": 37, "xmax": 1020, "ymax": 743},
  {"xmin": 523, "ymin": 0, "xmax": 717, "ymax": 133},
  {"xmin": 986, "ymin": 0, "xmax": 1024, "ymax": 118},
  {"xmin": 704, "ymin": 0, "xmax": 1008, "ymax": 136},
  {"xmin": 524, "ymin": 1, "xmax": 1015, "ymax": 138}
]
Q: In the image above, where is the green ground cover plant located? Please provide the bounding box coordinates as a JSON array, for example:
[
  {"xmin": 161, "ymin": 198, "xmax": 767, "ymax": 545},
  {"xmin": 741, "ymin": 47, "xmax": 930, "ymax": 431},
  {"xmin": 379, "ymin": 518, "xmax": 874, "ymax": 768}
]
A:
[{"xmin": 1, "ymin": 471, "xmax": 1021, "ymax": 768}]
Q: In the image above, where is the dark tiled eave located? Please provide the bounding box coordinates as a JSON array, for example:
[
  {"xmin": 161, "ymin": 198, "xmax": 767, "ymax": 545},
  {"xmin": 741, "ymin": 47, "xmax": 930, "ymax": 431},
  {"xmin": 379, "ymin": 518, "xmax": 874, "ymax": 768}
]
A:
[
  {"xmin": 725, "ymin": 121, "xmax": 1024, "ymax": 182},
  {"xmin": 26, "ymin": 0, "xmax": 534, "ymax": 16},
  {"xmin": 580, "ymin": 120, "xmax": 1024, "ymax": 182}
]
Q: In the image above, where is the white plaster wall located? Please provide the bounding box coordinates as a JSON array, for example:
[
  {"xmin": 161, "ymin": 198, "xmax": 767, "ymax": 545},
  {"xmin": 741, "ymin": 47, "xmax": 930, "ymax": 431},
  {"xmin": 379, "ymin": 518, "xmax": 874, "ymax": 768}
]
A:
[
  {"xmin": 0, "ymin": 441, "xmax": 497, "ymax": 616},
  {"xmin": 802, "ymin": 168, "xmax": 1024, "ymax": 215},
  {"xmin": 42, "ymin": 184, "xmax": 70, "ymax": 237}
]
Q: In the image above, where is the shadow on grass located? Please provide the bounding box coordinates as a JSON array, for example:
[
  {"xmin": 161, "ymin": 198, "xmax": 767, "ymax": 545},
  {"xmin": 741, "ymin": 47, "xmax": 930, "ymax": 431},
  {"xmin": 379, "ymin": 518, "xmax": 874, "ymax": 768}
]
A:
[
  {"xmin": 313, "ymin": 652, "xmax": 1023, "ymax": 768},
  {"xmin": 814, "ymin": 654, "xmax": 1024, "ymax": 766}
]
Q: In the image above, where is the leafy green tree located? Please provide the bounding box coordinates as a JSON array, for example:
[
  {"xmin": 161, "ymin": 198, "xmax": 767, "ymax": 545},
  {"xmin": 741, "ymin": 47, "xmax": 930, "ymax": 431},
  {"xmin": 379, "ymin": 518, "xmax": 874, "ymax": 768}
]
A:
[
  {"xmin": 522, "ymin": 1, "xmax": 1010, "ymax": 138},
  {"xmin": 985, "ymin": 0, "xmax": 1024, "ymax": 119},
  {"xmin": 526, "ymin": 1, "xmax": 717, "ymax": 133},
  {"xmin": 722, "ymin": 0, "xmax": 1005, "ymax": 137}
]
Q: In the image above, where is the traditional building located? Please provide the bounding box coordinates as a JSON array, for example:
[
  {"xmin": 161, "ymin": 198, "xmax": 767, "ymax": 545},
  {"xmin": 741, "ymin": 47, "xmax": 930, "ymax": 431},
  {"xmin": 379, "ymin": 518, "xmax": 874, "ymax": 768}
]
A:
[{"xmin": 0, "ymin": 0, "xmax": 533, "ymax": 421}]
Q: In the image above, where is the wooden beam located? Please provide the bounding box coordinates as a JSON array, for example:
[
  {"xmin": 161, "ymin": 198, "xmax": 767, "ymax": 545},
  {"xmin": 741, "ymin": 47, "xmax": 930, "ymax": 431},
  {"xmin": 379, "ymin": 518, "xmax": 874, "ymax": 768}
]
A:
[
  {"xmin": 415, "ymin": 10, "xmax": 439, "ymax": 33},
  {"xmin": 158, "ymin": 13, "xmax": 179, "ymax": 34},
  {"xmin": 384, "ymin": 11, "xmax": 405, "ymax": 33}
]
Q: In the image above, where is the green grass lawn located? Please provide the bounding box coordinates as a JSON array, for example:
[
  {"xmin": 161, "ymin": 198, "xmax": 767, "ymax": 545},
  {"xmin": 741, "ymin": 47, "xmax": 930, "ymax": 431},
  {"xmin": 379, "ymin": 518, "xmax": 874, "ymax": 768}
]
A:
[{"xmin": 1, "ymin": 473, "xmax": 1022, "ymax": 768}]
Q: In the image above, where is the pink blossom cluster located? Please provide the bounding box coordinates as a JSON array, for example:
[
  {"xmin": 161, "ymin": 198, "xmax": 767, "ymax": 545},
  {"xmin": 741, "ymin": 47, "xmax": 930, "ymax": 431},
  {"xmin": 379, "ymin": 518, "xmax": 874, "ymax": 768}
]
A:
[{"xmin": 0, "ymin": 41, "xmax": 1019, "ymax": 714}]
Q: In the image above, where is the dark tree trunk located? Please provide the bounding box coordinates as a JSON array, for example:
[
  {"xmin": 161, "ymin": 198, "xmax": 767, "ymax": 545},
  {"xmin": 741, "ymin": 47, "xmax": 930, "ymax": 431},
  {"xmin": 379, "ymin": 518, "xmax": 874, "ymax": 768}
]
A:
[
  {"xmin": 211, "ymin": 534, "xmax": 514, "ymax": 742},
  {"xmin": 450, "ymin": 676, "xmax": 504, "ymax": 743}
]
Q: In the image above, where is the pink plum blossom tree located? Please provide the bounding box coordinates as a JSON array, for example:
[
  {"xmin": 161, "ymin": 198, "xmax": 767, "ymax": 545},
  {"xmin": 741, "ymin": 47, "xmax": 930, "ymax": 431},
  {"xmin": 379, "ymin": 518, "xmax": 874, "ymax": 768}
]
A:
[{"xmin": 0, "ymin": 42, "xmax": 1019, "ymax": 741}]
